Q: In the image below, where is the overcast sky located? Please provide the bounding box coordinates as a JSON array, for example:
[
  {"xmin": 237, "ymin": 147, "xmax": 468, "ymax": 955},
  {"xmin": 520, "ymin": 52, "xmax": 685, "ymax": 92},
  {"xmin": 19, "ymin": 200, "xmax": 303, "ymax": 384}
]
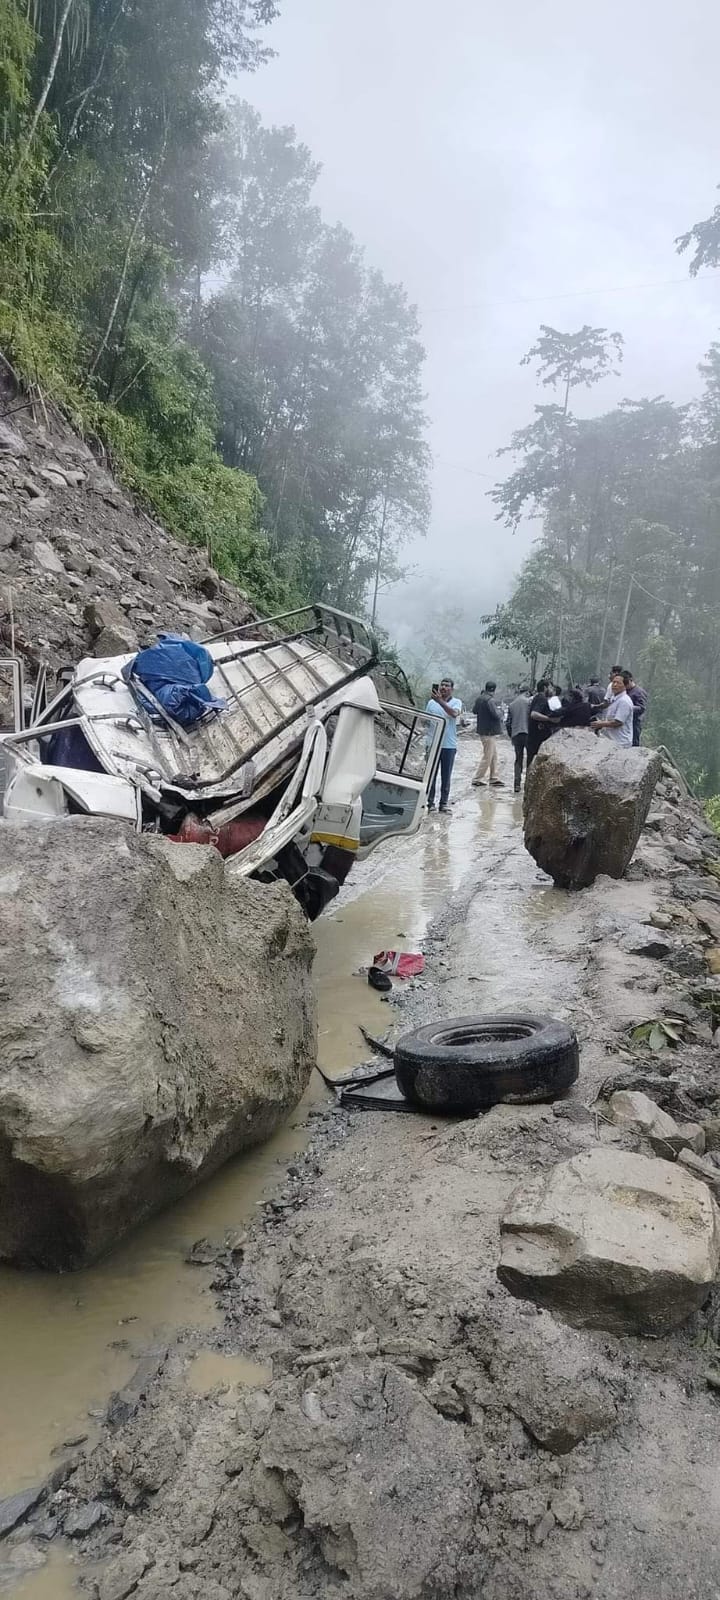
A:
[{"xmin": 248, "ymin": 0, "xmax": 720, "ymax": 629}]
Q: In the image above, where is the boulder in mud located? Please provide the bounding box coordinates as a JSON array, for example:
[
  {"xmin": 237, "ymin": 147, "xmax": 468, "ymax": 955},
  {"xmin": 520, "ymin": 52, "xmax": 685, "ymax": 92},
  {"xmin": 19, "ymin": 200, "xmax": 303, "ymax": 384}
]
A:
[
  {"xmin": 523, "ymin": 728, "xmax": 662, "ymax": 888},
  {"xmin": 0, "ymin": 818, "xmax": 316, "ymax": 1269},
  {"xmin": 497, "ymin": 1147, "xmax": 720, "ymax": 1335}
]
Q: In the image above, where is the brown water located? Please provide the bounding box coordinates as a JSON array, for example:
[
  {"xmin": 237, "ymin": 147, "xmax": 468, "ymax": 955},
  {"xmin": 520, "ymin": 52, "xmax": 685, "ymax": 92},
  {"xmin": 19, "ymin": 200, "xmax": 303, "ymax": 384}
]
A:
[
  {"xmin": 0, "ymin": 739, "xmax": 505, "ymax": 1596},
  {"xmin": 185, "ymin": 1351, "xmax": 273, "ymax": 1394}
]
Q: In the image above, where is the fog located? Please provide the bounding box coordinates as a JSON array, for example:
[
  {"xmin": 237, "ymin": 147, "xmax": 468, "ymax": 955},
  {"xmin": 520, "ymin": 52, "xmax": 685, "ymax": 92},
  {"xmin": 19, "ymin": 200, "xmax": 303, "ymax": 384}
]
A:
[{"xmin": 248, "ymin": 0, "xmax": 720, "ymax": 632}]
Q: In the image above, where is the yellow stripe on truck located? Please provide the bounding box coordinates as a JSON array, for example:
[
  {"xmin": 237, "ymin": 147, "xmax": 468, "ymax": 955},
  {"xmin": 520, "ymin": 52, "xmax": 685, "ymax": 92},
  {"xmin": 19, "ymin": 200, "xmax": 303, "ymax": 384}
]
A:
[{"xmin": 310, "ymin": 832, "xmax": 359, "ymax": 851}]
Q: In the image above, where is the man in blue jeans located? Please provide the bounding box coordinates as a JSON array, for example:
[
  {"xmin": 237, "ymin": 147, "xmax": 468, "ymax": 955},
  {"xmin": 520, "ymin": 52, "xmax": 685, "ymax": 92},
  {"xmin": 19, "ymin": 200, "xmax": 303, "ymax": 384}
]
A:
[{"xmin": 425, "ymin": 676, "xmax": 463, "ymax": 813}]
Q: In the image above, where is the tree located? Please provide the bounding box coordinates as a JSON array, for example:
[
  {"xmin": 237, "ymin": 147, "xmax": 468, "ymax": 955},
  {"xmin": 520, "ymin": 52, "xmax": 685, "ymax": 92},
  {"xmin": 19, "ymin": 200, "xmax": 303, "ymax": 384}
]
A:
[{"xmin": 520, "ymin": 324, "xmax": 624, "ymax": 416}]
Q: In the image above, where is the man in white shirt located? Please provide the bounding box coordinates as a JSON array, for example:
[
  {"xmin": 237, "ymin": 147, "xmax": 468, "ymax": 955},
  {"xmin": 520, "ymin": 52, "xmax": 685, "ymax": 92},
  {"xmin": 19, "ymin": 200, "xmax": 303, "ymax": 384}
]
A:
[
  {"xmin": 425, "ymin": 677, "xmax": 463, "ymax": 813},
  {"xmin": 591, "ymin": 671, "xmax": 634, "ymax": 747}
]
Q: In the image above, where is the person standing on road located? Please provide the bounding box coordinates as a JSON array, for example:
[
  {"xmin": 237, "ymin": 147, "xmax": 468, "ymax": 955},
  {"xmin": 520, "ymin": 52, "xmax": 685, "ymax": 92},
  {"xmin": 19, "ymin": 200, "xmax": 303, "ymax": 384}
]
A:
[
  {"xmin": 625, "ymin": 673, "xmax": 648, "ymax": 746},
  {"xmin": 472, "ymin": 680, "xmax": 505, "ymax": 787},
  {"xmin": 586, "ymin": 677, "xmax": 605, "ymax": 708},
  {"xmin": 506, "ymin": 686, "xmax": 531, "ymax": 793},
  {"xmin": 591, "ymin": 670, "xmax": 634, "ymax": 746},
  {"xmin": 526, "ymin": 678, "xmax": 561, "ymax": 770},
  {"xmin": 425, "ymin": 676, "xmax": 463, "ymax": 813}
]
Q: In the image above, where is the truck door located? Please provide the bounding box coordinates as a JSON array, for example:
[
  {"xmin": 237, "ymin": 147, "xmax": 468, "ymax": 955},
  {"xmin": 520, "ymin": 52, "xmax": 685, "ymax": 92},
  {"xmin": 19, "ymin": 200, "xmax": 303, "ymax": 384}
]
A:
[{"xmin": 357, "ymin": 703, "xmax": 444, "ymax": 855}]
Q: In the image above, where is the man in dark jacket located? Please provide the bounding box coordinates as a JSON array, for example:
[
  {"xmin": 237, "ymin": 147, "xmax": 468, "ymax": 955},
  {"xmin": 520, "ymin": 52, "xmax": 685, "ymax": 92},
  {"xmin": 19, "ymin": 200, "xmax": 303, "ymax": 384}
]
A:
[
  {"xmin": 625, "ymin": 673, "xmax": 648, "ymax": 746},
  {"xmin": 472, "ymin": 681, "xmax": 505, "ymax": 787},
  {"xmin": 526, "ymin": 679, "xmax": 561, "ymax": 769}
]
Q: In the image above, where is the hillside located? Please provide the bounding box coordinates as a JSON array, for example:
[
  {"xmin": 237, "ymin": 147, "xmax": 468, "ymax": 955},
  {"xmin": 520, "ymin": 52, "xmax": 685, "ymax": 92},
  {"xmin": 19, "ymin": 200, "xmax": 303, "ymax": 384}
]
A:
[{"xmin": 0, "ymin": 377, "xmax": 255, "ymax": 725}]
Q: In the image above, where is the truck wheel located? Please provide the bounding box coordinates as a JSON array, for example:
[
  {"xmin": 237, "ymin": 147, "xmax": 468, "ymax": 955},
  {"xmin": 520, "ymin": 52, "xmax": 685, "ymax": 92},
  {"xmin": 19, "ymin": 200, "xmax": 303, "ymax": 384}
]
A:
[{"xmin": 394, "ymin": 1014, "xmax": 579, "ymax": 1114}]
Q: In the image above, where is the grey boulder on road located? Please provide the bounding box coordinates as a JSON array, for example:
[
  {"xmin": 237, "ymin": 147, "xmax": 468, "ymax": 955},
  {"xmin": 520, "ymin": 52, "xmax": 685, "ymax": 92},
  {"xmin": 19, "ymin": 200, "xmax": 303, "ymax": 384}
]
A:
[
  {"xmin": 497, "ymin": 1147, "xmax": 720, "ymax": 1336},
  {"xmin": 0, "ymin": 817, "xmax": 316, "ymax": 1269},
  {"xmin": 523, "ymin": 727, "xmax": 662, "ymax": 888}
]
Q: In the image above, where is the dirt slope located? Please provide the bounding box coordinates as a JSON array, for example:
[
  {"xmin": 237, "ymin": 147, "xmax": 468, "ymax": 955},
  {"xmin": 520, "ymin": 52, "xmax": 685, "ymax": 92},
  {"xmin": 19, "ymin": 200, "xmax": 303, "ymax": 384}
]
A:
[
  {"xmin": 0, "ymin": 379, "xmax": 254, "ymax": 723},
  {"xmin": 13, "ymin": 741, "xmax": 720, "ymax": 1600}
]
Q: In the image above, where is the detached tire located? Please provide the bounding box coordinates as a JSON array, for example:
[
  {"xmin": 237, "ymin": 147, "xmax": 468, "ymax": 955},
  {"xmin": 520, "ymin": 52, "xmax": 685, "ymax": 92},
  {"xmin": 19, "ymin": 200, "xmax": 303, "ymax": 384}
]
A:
[{"xmin": 394, "ymin": 1013, "xmax": 579, "ymax": 1115}]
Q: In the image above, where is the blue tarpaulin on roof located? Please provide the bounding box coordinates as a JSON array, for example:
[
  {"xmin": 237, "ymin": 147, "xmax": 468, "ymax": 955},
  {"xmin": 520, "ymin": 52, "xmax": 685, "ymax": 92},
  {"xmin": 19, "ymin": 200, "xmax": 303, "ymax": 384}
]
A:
[{"xmin": 123, "ymin": 634, "xmax": 226, "ymax": 728}]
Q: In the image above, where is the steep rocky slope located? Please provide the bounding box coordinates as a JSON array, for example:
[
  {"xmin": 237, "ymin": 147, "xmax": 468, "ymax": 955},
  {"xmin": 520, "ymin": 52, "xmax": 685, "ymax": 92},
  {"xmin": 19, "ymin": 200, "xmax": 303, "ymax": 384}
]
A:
[{"xmin": 0, "ymin": 380, "xmax": 255, "ymax": 723}]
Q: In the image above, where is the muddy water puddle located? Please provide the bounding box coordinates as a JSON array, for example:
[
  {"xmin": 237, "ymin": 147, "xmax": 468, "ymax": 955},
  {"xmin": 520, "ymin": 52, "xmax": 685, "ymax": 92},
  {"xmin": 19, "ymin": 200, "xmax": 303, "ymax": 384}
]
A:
[
  {"xmin": 186, "ymin": 1350, "xmax": 272, "ymax": 1394},
  {"xmin": 0, "ymin": 742, "xmax": 495, "ymax": 1580}
]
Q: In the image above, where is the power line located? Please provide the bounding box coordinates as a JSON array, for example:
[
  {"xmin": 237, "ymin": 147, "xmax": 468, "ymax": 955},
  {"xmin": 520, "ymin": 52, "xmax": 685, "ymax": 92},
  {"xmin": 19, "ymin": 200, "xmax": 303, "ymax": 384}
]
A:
[
  {"xmin": 420, "ymin": 271, "xmax": 718, "ymax": 316},
  {"xmin": 433, "ymin": 456, "xmax": 494, "ymax": 479}
]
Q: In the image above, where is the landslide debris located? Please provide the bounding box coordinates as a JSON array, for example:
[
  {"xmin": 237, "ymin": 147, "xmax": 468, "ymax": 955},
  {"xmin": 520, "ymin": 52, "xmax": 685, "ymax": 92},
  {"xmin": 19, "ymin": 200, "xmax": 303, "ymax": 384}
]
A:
[{"xmin": 0, "ymin": 378, "xmax": 255, "ymax": 725}]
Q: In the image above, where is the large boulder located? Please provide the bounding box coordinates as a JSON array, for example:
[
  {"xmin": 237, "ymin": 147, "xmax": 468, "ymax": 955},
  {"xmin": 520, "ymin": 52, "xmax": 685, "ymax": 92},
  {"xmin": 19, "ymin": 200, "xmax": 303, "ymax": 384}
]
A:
[
  {"xmin": 0, "ymin": 818, "xmax": 316, "ymax": 1269},
  {"xmin": 524, "ymin": 728, "xmax": 662, "ymax": 888},
  {"xmin": 497, "ymin": 1147, "xmax": 720, "ymax": 1335}
]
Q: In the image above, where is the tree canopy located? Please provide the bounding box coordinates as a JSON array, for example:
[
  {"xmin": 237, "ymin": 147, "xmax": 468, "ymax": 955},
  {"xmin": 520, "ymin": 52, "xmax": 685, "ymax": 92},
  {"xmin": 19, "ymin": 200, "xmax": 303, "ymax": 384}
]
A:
[{"xmin": 484, "ymin": 313, "xmax": 720, "ymax": 793}]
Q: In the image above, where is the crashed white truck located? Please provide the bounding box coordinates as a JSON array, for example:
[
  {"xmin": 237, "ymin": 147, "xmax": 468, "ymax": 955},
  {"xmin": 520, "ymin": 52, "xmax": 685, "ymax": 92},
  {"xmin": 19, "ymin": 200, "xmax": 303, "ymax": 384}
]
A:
[{"xmin": 0, "ymin": 605, "xmax": 443, "ymax": 919}]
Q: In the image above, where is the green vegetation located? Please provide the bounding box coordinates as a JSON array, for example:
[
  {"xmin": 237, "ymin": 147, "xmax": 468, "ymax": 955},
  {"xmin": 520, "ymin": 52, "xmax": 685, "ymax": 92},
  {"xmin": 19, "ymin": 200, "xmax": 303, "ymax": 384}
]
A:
[{"xmin": 0, "ymin": 0, "xmax": 428, "ymax": 616}]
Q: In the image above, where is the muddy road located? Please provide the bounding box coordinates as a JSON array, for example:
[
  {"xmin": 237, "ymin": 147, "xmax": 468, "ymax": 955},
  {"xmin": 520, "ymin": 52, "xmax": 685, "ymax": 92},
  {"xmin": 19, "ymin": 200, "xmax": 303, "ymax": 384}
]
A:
[
  {"xmin": 0, "ymin": 738, "xmax": 492, "ymax": 1591},
  {"xmin": 5, "ymin": 735, "xmax": 720, "ymax": 1600}
]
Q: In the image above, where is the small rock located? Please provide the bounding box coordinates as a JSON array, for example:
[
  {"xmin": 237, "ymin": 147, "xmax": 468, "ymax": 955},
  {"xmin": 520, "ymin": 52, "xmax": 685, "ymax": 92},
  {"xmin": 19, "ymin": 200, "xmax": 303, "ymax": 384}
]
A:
[
  {"xmin": 511, "ymin": 1374, "xmax": 616, "ymax": 1454},
  {"xmin": 607, "ymin": 1089, "xmax": 678, "ymax": 1142},
  {"xmin": 706, "ymin": 948, "xmax": 720, "ymax": 976},
  {"xmin": 650, "ymin": 1122, "xmax": 705, "ymax": 1158},
  {"xmin": 534, "ymin": 1509, "xmax": 555, "ymax": 1545},
  {"xmin": 672, "ymin": 839, "xmax": 703, "ymax": 865},
  {"xmin": 199, "ymin": 567, "xmax": 221, "ymax": 599},
  {"xmin": 649, "ymin": 912, "xmax": 673, "ymax": 930},
  {"xmin": 97, "ymin": 1549, "xmax": 152, "ymax": 1600},
  {"xmin": 91, "ymin": 557, "xmax": 123, "ymax": 585},
  {"xmin": 552, "ymin": 1101, "xmax": 593, "ymax": 1125},
  {"xmin": 0, "ymin": 1484, "xmax": 44, "ymax": 1539},
  {"xmin": 677, "ymin": 1147, "xmax": 720, "ymax": 1200},
  {"xmin": 185, "ymin": 1237, "xmax": 221, "ymax": 1266},
  {"xmin": 39, "ymin": 468, "xmax": 69, "ymax": 490},
  {"xmin": 33, "ymin": 540, "xmax": 65, "ymax": 576},
  {"xmin": 703, "ymin": 1118, "xmax": 720, "ymax": 1153},
  {"xmin": 551, "ymin": 1487, "xmax": 585, "ymax": 1529},
  {"xmin": 64, "ymin": 1500, "xmax": 106, "ymax": 1537},
  {"xmin": 93, "ymin": 623, "xmax": 138, "ymax": 658},
  {"xmin": 691, "ymin": 900, "xmax": 720, "ymax": 942},
  {"xmin": 0, "ymin": 421, "xmax": 28, "ymax": 456},
  {"xmin": 105, "ymin": 1346, "xmax": 168, "ymax": 1429}
]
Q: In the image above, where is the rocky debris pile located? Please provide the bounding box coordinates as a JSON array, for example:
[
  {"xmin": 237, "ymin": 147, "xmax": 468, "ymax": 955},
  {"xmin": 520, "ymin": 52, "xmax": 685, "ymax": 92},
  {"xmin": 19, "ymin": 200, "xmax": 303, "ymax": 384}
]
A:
[
  {"xmin": 0, "ymin": 817, "xmax": 316, "ymax": 1269},
  {"xmin": 0, "ymin": 384, "xmax": 255, "ymax": 724},
  {"xmin": 523, "ymin": 728, "xmax": 662, "ymax": 888},
  {"xmin": 497, "ymin": 1147, "xmax": 720, "ymax": 1335}
]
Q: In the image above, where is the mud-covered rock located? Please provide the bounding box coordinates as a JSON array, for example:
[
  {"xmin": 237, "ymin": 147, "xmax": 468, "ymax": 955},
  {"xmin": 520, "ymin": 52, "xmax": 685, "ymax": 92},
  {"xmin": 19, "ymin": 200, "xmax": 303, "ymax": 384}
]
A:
[
  {"xmin": 523, "ymin": 728, "xmax": 662, "ymax": 888},
  {"xmin": 0, "ymin": 818, "xmax": 316, "ymax": 1269},
  {"xmin": 263, "ymin": 1362, "xmax": 477, "ymax": 1598},
  {"xmin": 497, "ymin": 1147, "xmax": 720, "ymax": 1334},
  {"xmin": 510, "ymin": 1370, "xmax": 617, "ymax": 1453}
]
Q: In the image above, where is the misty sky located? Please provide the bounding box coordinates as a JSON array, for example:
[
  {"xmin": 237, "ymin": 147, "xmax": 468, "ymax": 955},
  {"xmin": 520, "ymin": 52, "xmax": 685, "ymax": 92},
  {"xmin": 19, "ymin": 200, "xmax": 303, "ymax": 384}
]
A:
[{"xmin": 248, "ymin": 0, "xmax": 720, "ymax": 633}]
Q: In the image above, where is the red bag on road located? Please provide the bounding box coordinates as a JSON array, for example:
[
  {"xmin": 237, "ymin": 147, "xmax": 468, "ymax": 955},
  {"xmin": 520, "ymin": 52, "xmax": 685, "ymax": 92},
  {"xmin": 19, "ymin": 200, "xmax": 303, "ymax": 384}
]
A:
[{"xmin": 373, "ymin": 950, "xmax": 425, "ymax": 979}]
